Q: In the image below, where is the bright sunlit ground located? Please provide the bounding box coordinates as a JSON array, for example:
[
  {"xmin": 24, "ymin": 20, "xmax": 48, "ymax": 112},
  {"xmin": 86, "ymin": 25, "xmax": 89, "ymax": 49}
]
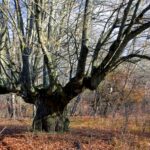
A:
[{"xmin": 0, "ymin": 115, "xmax": 150, "ymax": 150}]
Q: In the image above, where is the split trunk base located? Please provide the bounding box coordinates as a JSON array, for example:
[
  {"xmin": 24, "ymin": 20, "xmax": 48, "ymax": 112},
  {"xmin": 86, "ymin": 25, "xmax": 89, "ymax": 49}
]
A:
[
  {"xmin": 32, "ymin": 113, "xmax": 70, "ymax": 132},
  {"xmin": 32, "ymin": 100, "xmax": 69, "ymax": 132}
]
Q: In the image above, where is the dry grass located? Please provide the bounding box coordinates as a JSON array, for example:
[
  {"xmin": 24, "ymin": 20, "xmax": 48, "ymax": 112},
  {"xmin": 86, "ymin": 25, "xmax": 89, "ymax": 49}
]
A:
[{"xmin": 0, "ymin": 115, "xmax": 149, "ymax": 150}]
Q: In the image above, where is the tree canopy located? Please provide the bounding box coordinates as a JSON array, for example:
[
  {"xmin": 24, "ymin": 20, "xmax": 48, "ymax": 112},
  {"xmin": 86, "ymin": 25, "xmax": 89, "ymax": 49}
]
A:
[{"xmin": 0, "ymin": 0, "xmax": 150, "ymax": 132}]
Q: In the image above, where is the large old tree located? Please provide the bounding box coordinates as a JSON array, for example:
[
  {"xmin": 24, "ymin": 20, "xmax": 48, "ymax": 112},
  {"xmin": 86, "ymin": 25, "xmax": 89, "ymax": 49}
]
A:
[{"xmin": 0, "ymin": 0, "xmax": 150, "ymax": 132}]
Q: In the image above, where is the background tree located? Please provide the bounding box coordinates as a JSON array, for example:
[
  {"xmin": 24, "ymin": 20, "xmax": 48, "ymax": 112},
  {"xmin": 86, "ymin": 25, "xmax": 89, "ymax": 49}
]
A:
[
  {"xmin": 92, "ymin": 64, "xmax": 145, "ymax": 116},
  {"xmin": 0, "ymin": 0, "xmax": 150, "ymax": 132}
]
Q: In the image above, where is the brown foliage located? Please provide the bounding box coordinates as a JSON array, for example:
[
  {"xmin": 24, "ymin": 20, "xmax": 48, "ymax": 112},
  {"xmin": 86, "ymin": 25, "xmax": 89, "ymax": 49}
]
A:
[{"xmin": 0, "ymin": 116, "xmax": 149, "ymax": 150}]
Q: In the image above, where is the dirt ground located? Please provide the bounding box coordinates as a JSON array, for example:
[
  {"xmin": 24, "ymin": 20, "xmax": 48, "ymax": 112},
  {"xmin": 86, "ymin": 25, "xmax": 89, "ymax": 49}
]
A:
[{"xmin": 0, "ymin": 116, "xmax": 149, "ymax": 150}]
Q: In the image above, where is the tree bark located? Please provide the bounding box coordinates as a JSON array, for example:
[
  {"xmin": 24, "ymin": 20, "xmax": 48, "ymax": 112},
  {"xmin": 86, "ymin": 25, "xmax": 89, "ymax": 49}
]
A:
[
  {"xmin": 11, "ymin": 93, "xmax": 16, "ymax": 120},
  {"xmin": 32, "ymin": 97, "xmax": 69, "ymax": 133}
]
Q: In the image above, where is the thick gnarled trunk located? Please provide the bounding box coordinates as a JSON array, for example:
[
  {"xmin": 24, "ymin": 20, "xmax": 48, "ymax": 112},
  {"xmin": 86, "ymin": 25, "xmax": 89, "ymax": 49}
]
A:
[{"xmin": 32, "ymin": 98, "xmax": 69, "ymax": 132}]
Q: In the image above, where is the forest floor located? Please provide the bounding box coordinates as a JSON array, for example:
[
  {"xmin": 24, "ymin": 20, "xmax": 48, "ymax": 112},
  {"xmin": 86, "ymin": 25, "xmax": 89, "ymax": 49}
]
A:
[{"xmin": 0, "ymin": 115, "xmax": 149, "ymax": 150}]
